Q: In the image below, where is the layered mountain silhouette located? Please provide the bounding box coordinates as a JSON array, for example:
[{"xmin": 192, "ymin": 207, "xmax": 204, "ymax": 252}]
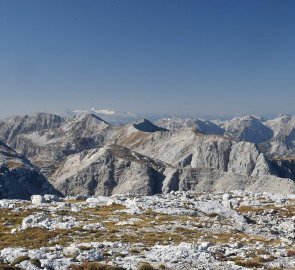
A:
[{"xmin": 1, "ymin": 112, "xmax": 295, "ymax": 198}]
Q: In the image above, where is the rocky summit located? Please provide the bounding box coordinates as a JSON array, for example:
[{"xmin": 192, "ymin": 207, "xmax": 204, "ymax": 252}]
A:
[{"xmin": 1, "ymin": 112, "xmax": 295, "ymax": 269}]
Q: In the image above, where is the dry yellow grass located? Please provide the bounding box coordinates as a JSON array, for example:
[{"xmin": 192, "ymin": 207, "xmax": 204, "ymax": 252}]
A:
[
  {"xmin": 4, "ymin": 161, "xmax": 23, "ymax": 169},
  {"xmin": 287, "ymin": 249, "xmax": 295, "ymax": 257},
  {"xmin": 234, "ymin": 258, "xmax": 263, "ymax": 268},
  {"xmin": 0, "ymin": 200, "xmax": 284, "ymax": 255},
  {"xmin": 69, "ymin": 262, "xmax": 125, "ymax": 270}
]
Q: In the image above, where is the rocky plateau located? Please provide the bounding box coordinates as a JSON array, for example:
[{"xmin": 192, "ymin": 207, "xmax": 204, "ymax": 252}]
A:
[{"xmin": 1, "ymin": 191, "xmax": 295, "ymax": 269}]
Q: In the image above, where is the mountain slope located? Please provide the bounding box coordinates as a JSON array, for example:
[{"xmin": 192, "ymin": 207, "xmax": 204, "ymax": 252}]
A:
[
  {"xmin": 0, "ymin": 113, "xmax": 112, "ymax": 177},
  {"xmin": 156, "ymin": 118, "xmax": 224, "ymax": 135},
  {"xmin": 51, "ymin": 143, "xmax": 295, "ymax": 196},
  {"xmin": 223, "ymin": 115, "xmax": 273, "ymax": 144},
  {"xmin": 0, "ymin": 141, "xmax": 60, "ymax": 199},
  {"xmin": 51, "ymin": 144, "xmax": 168, "ymax": 196},
  {"xmin": 117, "ymin": 128, "xmax": 274, "ymax": 177}
]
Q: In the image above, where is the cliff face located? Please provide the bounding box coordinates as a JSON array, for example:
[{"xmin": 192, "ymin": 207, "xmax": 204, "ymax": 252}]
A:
[
  {"xmin": 50, "ymin": 143, "xmax": 295, "ymax": 197},
  {"xmin": 51, "ymin": 145, "xmax": 167, "ymax": 196},
  {"xmin": 120, "ymin": 129, "xmax": 274, "ymax": 178},
  {"xmin": 0, "ymin": 141, "xmax": 60, "ymax": 199},
  {"xmin": 271, "ymin": 158, "xmax": 295, "ymax": 180}
]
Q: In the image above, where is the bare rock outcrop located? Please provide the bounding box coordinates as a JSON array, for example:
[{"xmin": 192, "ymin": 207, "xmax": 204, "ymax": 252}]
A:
[
  {"xmin": 51, "ymin": 145, "xmax": 166, "ymax": 196},
  {"xmin": 50, "ymin": 143, "xmax": 295, "ymax": 196},
  {"xmin": 0, "ymin": 141, "xmax": 60, "ymax": 199}
]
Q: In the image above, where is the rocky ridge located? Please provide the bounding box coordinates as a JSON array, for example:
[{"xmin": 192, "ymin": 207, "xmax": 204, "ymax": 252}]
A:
[
  {"xmin": 155, "ymin": 118, "xmax": 224, "ymax": 135},
  {"xmin": 50, "ymin": 141, "xmax": 295, "ymax": 197},
  {"xmin": 156, "ymin": 115, "xmax": 295, "ymax": 160},
  {"xmin": 0, "ymin": 113, "xmax": 295, "ymax": 198}
]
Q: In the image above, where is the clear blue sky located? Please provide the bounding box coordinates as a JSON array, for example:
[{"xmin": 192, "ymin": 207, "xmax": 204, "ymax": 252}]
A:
[{"xmin": 0, "ymin": 0, "xmax": 294, "ymax": 118}]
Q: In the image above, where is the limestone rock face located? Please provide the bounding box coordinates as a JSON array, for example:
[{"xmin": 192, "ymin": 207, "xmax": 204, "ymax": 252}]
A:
[
  {"xmin": 123, "ymin": 129, "xmax": 273, "ymax": 178},
  {"xmin": 50, "ymin": 143, "xmax": 295, "ymax": 196},
  {"xmin": 162, "ymin": 168, "xmax": 180, "ymax": 194},
  {"xmin": 0, "ymin": 141, "xmax": 60, "ymax": 199},
  {"xmin": 178, "ymin": 168, "xmax": 295, "ymax": 195},
  {"xmin": 227, "ymin": 142, "xmax": 273, "ymax": 176},
  {"xmin": 190, "ymin": 138, "xmax": 232, "ymax": 171},
  {"xmin": 51, "ymin": 145, "xmax": 166, "ymax": 196},
  {"xmin": 271, "ymin": 158, "xmax": 295, "ymax": 180}
]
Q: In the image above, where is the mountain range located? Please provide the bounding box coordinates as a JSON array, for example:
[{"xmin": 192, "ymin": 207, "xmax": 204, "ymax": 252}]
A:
[{"xmin": 1, "ymin": 112, "xmax": 295, "ymax": 199}]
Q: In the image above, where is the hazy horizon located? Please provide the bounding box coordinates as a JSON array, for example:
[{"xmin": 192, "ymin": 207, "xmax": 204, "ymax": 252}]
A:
[
  {"xmin": 1, "ymin": 0, "xmax": 294, "ymax": 118},
  {"xmin": 0, "ymin": 106, "xmax": 288, "ymax": 122}
]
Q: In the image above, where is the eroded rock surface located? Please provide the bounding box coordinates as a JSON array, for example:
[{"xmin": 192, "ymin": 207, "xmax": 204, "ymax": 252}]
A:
[
  {"xmin": 0, "ymin": 141, "xmax": 60, "ymax": 199},
  {"xmin": 1, "ymin": 191, "xmax": 295, "ymax": 269}
]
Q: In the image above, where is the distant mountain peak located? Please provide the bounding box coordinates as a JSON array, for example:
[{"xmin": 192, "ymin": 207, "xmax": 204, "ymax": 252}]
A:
[
  {"xmin": 132, "ymin": 118, "xmax": 168, "ymax": 132},
  {"xmin": 70, "ymin": 108, "xmax": 140, "ymax": 124},
  {"xmin": 73, "ymin": 112, "xmax": 109, "ymax": 125}
]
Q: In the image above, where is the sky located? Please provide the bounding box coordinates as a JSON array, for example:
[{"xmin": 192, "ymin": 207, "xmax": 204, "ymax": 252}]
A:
[{"xmin": 0, "ymin": 0, "xmax": 295, "ymax": 119}]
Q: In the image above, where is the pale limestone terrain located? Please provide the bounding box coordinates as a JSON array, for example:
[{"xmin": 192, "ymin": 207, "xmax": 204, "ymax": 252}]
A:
[{"xmin": 1, "ymin": 191, "xmax": 295, "ymax": 269}]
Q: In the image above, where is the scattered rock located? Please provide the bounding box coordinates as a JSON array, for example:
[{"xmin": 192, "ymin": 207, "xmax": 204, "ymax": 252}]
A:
[
  {"xmin": 1, "ymin": 191, "xmax": 295, "ymax": 269},
  {"xmin": 21, "ymin": 213, "xmax": 81, "ymax": 230},
  {"xmin": 31, "ymin": 195, "xmax": 45, "ymax": 205}
]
